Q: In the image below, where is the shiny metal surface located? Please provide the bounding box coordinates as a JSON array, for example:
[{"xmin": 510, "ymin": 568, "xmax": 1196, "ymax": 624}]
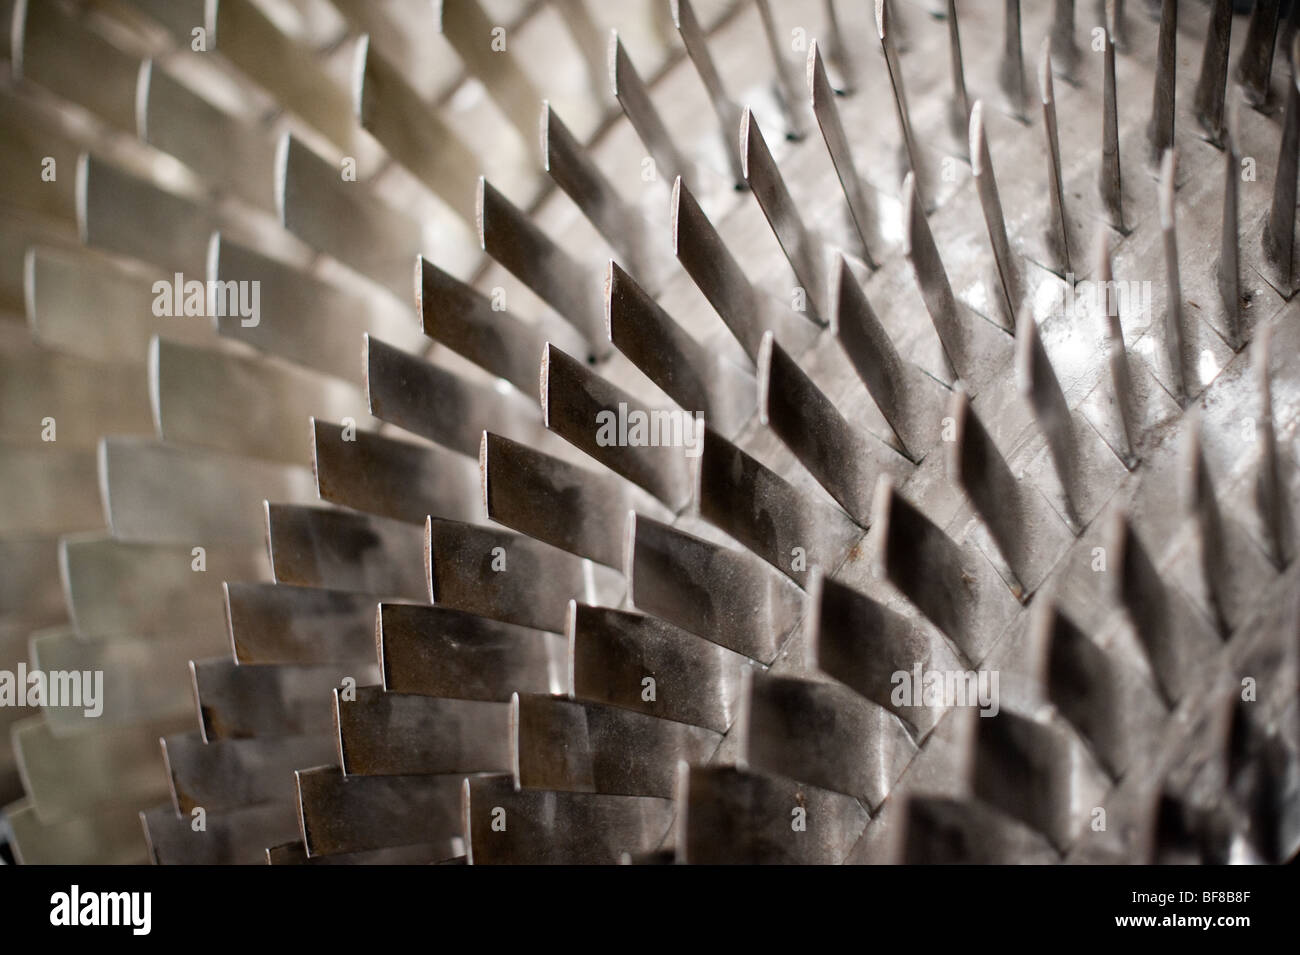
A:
[{"xmin": 3, "ymin": 0, "xmax": 1298, "ymax": 869}]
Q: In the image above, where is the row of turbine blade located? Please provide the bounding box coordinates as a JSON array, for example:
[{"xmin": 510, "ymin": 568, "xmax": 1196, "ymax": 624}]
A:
[{"xmin": 1, "ymin": 0, "xmax": 1298, "ymax": 863}]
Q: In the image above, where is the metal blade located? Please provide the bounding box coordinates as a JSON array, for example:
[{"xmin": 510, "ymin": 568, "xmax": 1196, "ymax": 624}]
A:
[
  {"xmin": 903, "ymin": 172, "xmax": 1012, "ymax": 386},
  {"xmin": 335, "ymin": 685, "xmax": 510, "ymax": 776},
  {"xmin": 463, "ymin": 773, "xmax": 675, "ymax": 864},
  {"xmin": 142, "ymin": 801, "xmax": 299, "ymax": 864},
  {"xmin": 999, "ymin": 0, "xmax": 1027, "ymax": 118},
  {"xmin": 948, "ymin": 385, "xmax": 1072, "ymax": 596},
  {"xmin": 741, "ymin": 107, "xmax": 830, "ymax": 320},
  {"xmin": 541, "ymin": 341, "xmax": 695, "ymax": 510},
  {"xmin": 482, "ymin": 430, "xmax": 669, "ymax": 568},
  {"xmin": 0, "ymin": 445, "xmax": 100, "ymax": 535},
  {"xmin": 676, "ymin": 764, "xmax": 868, "ymax": 864},
  {"xmin": 191, "ymin": 659, "xmax": 365, "ymax": 740},
  {"xmin": 354, "ymin": 37, "xmax": 480, "ymax": 226},
  {"xmin": 213, "ymin": 235, "xmax": 423, "ymax": 387},
  {"xmin": 671, "ymin": 174, "xmax": 820, "ymax": 362},
  {"xmin": 626, "ymin": 512, "xmax": 804, "ymax": 664},
  {"xmin": 296, "ymin": 765, "xmax": 463, "ymax": 858},
  {"xmin": 13, "ymin": 718, "xmax": 181, "ymax": 822},
  {"xmin": 872, "ymin": 476, "xmax": 1018, "ymax": 663},
  {"xmin": 807, "ymin": 41, "xmax": 879, "ymax": 267},
  {"xmin": 807, "ymin": 568, "xmax": 961, "ymax": 738},
  {"xmin": 829, "ymin": 255, "xmax": 948, "ymax": 461},
  {"xmin": 437, "ymin": 0, "xmax": 544, "ymax": 144},
  {"xmin": 32, "ymin": 628, "xmax": 207, "ymax": 733},
  {"xmin": 754, "ymin": 0, "xmax": 807, "ymax": 139},
  {"xmin": 101, "ymin": 438, "xmax": 317, "ymax": 547},
  {"xmin": 875, "ymin": 0, "xmax": 930, "ymax": 206},
  {"xmin": 278, "ymin": 134, "xmax": 430, "ymax": 299},
  {"xmin": 1262, "ymin": 36, "xmax": 1300, "ymax": 295},
  {"xmin": 739, "ymin": 670, "xmax": 915, "ymax": 809},
  {"xmin": 0, "ymin": 348, "xmax": 150, "ymax": 449},
  {"xmin": 568, "ymin": 601, "xmax": 751, "ymax": 733},
  {"xmin": 426, "ymin": 516, "xmax": 619, "ymax": 633},
  {"xmin": 6, "ymin": 801, "xmax": 147, "ymax": 864},
  {"xmin": 1038, "ymin": 41, "xmax": 1072, "ymax": 278},
  {"xmin": 366, "ymin": 334, "xmax": 547, "ymax": 459},
  {"xmin": 419, "ymin": 254, "xmax": 588, "ymax": 396},
  {"xmin": 138, "ymin": 60, "xmax": 278, "ymax": 212},
  {"xmin": 312, "ymin": 418, "xmax": 483, "ymax": 526},
  {"xmin": 757, "ymin": 330, "xmax": 910, "ymax": 523},
  {"xmin": 152, "ymin": 338, "xmax": 373, "ymax": 465},
  {"xmin": 12, "ymin": 0, "xmax": 139, "ymax": 132},
  {"xmin": 265, "ymin": 503, "xmax": 428, "ymax": 600},
  {"xmin": 1099, "ymin": 11, "xmax": 1125, "ymax": 232},
  {"xmin": 969, "ymin": 101, "xmax": 1022, "ymax": 331},
  {"xmin": 1236, "ymin": 0, "xmax": 1282, "ymax": 108},
  {"xmin": 477, "ymin": 176, "xmax": 607, "ymax": 356},
  {"xmin": 542, "ymin": 104, "xmax": 663, "ymax": 289},
  {"xmin": 1032, "ymin": 597, "xmax": 1164, "ymax": 779},
  {"xmin": 902, "ymin": 795, "xmax": 1059, "ymax": 863},
  {"xmin": 513, "ymin": 692, "xmax": 720, "ymax": 797},
  {"xmin": 377, "ymin": 602, "xmax": 567, "ymax": 700},
  {"xmin": 25, "ymin": 245, "xmax": 212, "ymax": 364},
  {"xmin": 610, "ymin": 31, "xmax": 693, "ymax": 192},
  {"xmin": 202, "ymin": 0, "xmax": 363, "ymax": 154},
  {"xmin": 971, "ymin": 708, "xmax": 1078, "ymax": 851},
  {"xmin": 671, "ymin": 0, "xmax": 745, "ymax": 187},
  {"xmin": 1193, "ymin": 0, "xmax": 1233, "ymax": 147},
  {"xmin": 697, "ymin": 425, "xmax": 862, "ymax": 584},
  {"xmin": 162, "ymin": 731, "xmax": 336, "ymax": 812},
  {"xmin": 61, "ymin": 535, "xmax": 265, "ymax": 640},
  {"xmin": 605, "ymin": 259, "xmax": 756, "ymax": 439},
  {"xmin": 225, "ymin": 582, "xmax": 380, "ymax": 666}
]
